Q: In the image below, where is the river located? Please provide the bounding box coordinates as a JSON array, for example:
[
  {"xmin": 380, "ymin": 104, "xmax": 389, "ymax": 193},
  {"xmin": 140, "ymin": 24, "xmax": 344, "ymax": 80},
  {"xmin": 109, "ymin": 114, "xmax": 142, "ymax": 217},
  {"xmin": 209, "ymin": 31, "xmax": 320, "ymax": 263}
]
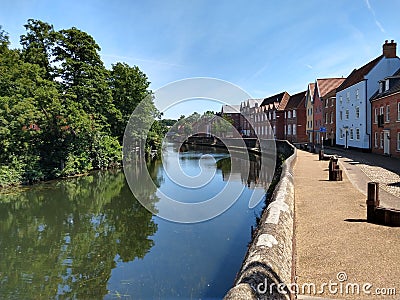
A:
[{"xmin": 0, "ymin": 143, "xmax": 270, "ymax": 299}]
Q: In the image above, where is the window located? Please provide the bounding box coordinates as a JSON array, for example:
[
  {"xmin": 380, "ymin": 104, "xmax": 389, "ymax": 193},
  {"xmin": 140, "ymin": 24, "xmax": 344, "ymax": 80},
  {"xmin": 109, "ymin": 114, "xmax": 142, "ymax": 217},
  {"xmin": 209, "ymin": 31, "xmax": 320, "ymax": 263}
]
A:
[
  {"xmin": 345, "ymin": 109, "xmax": 349, "ymax": 120},
  {"xmin": 350, "ymin": 128, "xmax": 354, "ymax": 140},
  {"xmin": 325, "ymin": 99, "xmax": 328, "ymax": 108},
  {"xmin": 325, "ymin": 113, "xmax": 328, "ymax": 124},
  {"xmin": 356, "ymin": 89, "xmax": 359, "ymax": 100},
  {"xmin": 355, "ymin": 106, "xmax": 360, "ymax": 119},
  {"xmin": 288, "ymin": 111, "xmax": 291, "ymax": 118},
  {"xmin": 386, "ymin": 104, "xmax": 390, "ymax": 122},
  {"xmin": 284, "ymin": 112, "xmax": 287, "ymax": 119},
  {"xmin": 380, "ymin": 132, "xmax": 384, "ymax": 149},
  {"xmin": 339, "ymin": 95, "xmax": 343, "ymax": 105},
  {"xmin": 293, "ymin": 110, "xmax": 296, "ymax": 118},
  {"xmin": 293, "ymin": 124, "xmax": 296, "ymax": 135},
  {"xmin": 398, "ymin": 132, "xmax": 400, "ymax": 151},
  {"xmin": 331, "ymin": 98, "xmax": 334, "ymax": 107},
  {"xmin": 386, "ymin": 79, "xmax": 390, "ymax": 91},
  {"xmin": 374, "ymin": 132, "xmax": 378, "ymax": 148},
  {"xmin": 356, "ymin": 128, "xmax": 360, "ymax": 140},
  {"xmin": 284, "ymin": 125, "xmax": 287, "ymax": 135},
  {"xmin": 288, "ymin": 125, "xmax": 291, "ymax": 135},
  {"xmin": 379, "ymin": 82, "xmax": 383, "ymax": 93},
  {"xmin": 273, "ymin": 111, "xmax": 276, "ymax": 119},
  {"xmin": 374, "ymin": 107, "xmax": 378, "ymax": 123},
  {"xmin": 398, "ymin": 102, "xmax": 400, "ymax": 120},
  {"xmin": 330, "ymin": 112, "xmax": 333, "ymax": 124},
  {"xmin": 346, "ymin": 91, "xmax": 350, "ymax": 102},
  {"xmin": 339, "ymin": 128, "xmax": 343, "ymax": 139},
  {"xmin": 340, "ymin": 111, "xmax": 343, "ymax": 120}
]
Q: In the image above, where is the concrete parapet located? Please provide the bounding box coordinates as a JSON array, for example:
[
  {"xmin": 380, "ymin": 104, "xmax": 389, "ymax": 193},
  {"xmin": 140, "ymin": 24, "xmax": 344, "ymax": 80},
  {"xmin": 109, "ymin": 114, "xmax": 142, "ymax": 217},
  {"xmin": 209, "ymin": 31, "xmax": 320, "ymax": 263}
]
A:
[{"xmin": 224, "ymin": 142, "xmax": 297, "ymax": 300}]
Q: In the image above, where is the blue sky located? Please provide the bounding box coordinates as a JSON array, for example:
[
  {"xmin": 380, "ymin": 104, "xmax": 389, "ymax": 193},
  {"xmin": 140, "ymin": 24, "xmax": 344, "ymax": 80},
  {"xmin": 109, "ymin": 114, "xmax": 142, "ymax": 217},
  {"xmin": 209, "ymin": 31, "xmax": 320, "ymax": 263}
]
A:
[{"xmin": 2, "ymin": 0, "xmax": 400, "ymax": 119}]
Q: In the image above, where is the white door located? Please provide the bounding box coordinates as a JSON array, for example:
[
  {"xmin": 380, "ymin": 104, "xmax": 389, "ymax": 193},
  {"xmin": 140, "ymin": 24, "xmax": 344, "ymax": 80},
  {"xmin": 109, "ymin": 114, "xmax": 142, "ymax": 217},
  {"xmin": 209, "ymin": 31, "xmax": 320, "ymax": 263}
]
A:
[{"xmin": 383, "ymin": 130, "xmax": 390, "ymax": 155}]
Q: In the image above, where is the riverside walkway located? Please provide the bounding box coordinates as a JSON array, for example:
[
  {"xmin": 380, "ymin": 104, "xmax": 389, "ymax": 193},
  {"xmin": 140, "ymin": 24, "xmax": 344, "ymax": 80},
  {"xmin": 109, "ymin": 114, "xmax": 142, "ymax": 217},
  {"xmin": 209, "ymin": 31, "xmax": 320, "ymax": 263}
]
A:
[{"xmin": 294, "ymin": 150, "xmax": 400, "ymax": 300}]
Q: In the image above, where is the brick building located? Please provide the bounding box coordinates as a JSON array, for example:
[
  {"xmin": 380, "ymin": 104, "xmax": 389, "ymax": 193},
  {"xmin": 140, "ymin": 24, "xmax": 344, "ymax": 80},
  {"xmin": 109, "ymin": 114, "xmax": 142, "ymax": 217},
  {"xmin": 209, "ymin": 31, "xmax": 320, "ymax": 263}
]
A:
[
  {"xmin": 283, "ymin": 90, "xmax": 307, "ymax": 143},
  {"xmin": 370, "ymin": 68, "xmax": 400, "ymax": 158}
]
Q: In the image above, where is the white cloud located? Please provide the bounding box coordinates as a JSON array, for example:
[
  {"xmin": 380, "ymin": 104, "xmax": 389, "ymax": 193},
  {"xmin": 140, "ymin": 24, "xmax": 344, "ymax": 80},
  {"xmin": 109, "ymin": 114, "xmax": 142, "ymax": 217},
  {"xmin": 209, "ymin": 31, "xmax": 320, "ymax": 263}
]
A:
[{"xmin": 365, "ymin": 0, "xmax": 386, "ymax": 33}]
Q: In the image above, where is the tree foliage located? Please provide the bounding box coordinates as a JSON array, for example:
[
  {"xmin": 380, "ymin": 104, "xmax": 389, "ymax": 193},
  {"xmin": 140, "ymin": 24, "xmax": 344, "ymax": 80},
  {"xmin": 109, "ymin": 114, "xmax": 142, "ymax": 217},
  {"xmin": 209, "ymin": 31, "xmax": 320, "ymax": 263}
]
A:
[{"xmin": 0, "ymin": 20, "xmax": 159, "ymax": 186}]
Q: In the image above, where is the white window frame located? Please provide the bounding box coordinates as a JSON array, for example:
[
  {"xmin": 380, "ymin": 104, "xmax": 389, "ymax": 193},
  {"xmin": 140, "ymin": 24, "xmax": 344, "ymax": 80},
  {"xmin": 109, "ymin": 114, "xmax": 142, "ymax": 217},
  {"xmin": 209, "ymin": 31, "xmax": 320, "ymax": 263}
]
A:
[
  {"xmin": 339, "ymin": 95, "xmax": 343, "ymax": 105},
  {"xmin": 340, "ymin": 111, "xmax": 343, "ymax": 120},
  {"xmin": 397, "ymin": 132, "xmax": 400, "ymax": 151},
  {"xmin": 385, "ymin": 79, "xmax": 390, "ymax": 91},
  {"xmin": 374, "ymin": 107, "xmax": 378, "ymax": 123},
  {"xmin": 345, "ymin": 109, "xmax": 349, "ymax": 120},
  {"xmin": 330, "ymin": 112, "xmax": 333, "ymax": 124},
  {"xmin": 380, "ymin": 132, "xmax": 384, "ymax": 149},
  {"xmin": 293, "ymin": 110, "xmax": 296, "ymax": 118},
  {"xmin": 374, "ymin": 132, "xmax": 378, "ymax": 148},
  {"xmin": 386, "ymin": 104, "xmax": 390, "ymax": 122},
  {"xmin": 339, "ymin": 128, "xmax": 343, "ymax": 139},
  {"xmin": 350, "ymin": 128, "xmax": 354, "ymax": 140},
  {"xmin": 398, "ymin": 102, "xmax": 400, "ymax": 121},
  {"xmin": 355, "ymin": 106, "xmax": 360, "ymax": 119},
  {"xmin": 288, "ymin": 111, "xmax": 291, "ymax": 119},
  {"xmin": 356, "ymin": 89, "xmax": 359, "ymax": 100},
  {"xmin": 356, "ymin": 128, "xmax": 360, "ymax": 140},
  {"xmin": 346, "ymin": 91, "xmax": 350, "ymax": 102},
  {"xmin": 293, "ymin": 124, "xmax": 296, "ymax": 135}
]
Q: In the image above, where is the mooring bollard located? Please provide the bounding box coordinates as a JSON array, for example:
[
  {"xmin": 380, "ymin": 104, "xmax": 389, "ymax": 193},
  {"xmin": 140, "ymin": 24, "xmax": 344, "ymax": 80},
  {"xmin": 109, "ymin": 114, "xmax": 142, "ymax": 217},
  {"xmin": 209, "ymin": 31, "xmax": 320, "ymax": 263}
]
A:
[
  {"xmin": 319, "ymin": 149, "xmax": 324, "ymax": 161},
  {"xmin": 328, "ymin": 156, "xmax": 339, "ymax": 180},
  {"xmin": 366, "ymin": 182, "xmax": 379, "ymax": 222}
]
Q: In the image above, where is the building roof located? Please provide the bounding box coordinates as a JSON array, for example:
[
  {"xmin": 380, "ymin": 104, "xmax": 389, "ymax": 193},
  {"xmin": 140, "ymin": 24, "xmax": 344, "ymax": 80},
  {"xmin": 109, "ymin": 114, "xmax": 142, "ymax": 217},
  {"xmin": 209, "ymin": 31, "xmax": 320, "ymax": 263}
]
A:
[
  {"xmin": 285, "ymin": 90, "xmax": 306, "ymax": 109},
  {"xmin": 337, "ymin": 55, "xmax": 384, "ymax": 92},
  {"xmin": 260, "ymin": 91, "xmax": 290, "ymax": 110},
  {"xmin": 370, "ymin": 67, "xmax": 400, "ymax": 101},
  {"xmin": 221, "ymin": 104, "xmax": 240, "ymax": 114},
  {"xmin": 316, "ymin": 78, "xmax": 346, "ymax": 98}
]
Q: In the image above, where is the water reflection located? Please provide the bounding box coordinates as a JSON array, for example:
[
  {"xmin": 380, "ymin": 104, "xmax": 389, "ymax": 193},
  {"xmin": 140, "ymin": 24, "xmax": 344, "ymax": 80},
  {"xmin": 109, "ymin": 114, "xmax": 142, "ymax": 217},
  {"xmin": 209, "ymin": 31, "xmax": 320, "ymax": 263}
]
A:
[
  {"xmin": 0, "ymin": 166, "xmax": 158, "ymax": 299},
  {"xmin": 0, "ymin": 145, "xmax": 269, "ymax": 299}
]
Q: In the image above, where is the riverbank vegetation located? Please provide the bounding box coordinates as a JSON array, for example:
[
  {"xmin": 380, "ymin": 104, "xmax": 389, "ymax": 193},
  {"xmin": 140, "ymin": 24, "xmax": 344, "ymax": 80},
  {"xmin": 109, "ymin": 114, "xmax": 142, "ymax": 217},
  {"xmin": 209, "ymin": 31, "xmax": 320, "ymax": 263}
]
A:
[{"xmin": 0, "ymin": 20, "xmax": 164, "ymax": 186}]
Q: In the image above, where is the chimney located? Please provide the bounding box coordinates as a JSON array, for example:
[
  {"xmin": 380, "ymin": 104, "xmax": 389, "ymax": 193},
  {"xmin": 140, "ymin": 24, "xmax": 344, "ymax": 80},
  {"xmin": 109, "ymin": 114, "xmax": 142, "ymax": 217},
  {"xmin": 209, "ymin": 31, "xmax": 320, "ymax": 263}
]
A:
[{"xmin": 383, "ymin": 40, "xmax": 397, "ymax": 58}]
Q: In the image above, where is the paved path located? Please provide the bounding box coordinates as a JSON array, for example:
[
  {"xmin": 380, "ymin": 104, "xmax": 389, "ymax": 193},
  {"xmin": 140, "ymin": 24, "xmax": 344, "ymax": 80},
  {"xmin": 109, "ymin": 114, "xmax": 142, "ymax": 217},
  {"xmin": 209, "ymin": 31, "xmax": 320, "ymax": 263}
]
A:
[
  {"xmin": 294, "ymin": 150, "xmax": 400, "ymax": 300},
  {"xmin": 323, "ymin": 147, "xmax": 400, "ymax": 210}
]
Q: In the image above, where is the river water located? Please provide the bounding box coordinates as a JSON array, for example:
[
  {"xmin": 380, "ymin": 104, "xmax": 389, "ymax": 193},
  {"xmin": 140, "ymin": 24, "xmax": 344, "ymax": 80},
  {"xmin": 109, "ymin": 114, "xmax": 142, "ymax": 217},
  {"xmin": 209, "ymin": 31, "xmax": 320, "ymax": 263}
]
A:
[{"xmin": 0, "ymin": 144, "xmax": 269, "ymax": 299}]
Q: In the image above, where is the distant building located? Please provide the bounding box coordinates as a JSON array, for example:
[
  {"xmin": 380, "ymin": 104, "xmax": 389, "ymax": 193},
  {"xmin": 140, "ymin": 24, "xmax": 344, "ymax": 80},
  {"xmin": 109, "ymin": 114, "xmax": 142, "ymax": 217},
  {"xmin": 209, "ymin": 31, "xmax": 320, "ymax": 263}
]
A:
[
  {"xmin": 283, "ymin": 91, "xmax": 307, "ymax": 143},
  {"xmin": 321, "ymin": 87, "xmax": 339, "ymax": 146},
  {"xmin": 370, "ymin": 68, "xmax": 400, "ymax": 158},
  {"xmin": 240, "ymin": 99, "xmax": 263, "ymax": 137},
  {"xmin": 257, "ymin": 92, "xmax": 290, "ymax": 140},
  {"xmin": 336, "ymin": 40, "xmax": 400, "ymax": 149},
  {"xmin": 305, "ymin": 83, "xmax": 315, "ymax": 143},
  {"xmin": 313, "ymin": 78, "xmax": 346, "ymax": 145},
  {"xmin": 220, "ymin": 104, "xmax": 242, "ymax": 132}
]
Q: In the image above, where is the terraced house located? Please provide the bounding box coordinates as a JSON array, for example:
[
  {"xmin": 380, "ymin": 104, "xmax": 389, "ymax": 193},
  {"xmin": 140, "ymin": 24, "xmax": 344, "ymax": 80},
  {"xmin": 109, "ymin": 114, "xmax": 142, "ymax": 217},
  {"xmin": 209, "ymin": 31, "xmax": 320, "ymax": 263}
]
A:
[
  {"xmin": 370, "ymin": 68, "xmax": 400, "ymax": 158},
  {"xmin": 336, "ymin": 40, "xmax": 400, "ymax": 150},
  {"xmin": 312, "ymin": 78, "xmax": 346, "ymax": 145},
  {"xmin": 283, "ymin": 91, "xmax": 307, "ymax": 143}
]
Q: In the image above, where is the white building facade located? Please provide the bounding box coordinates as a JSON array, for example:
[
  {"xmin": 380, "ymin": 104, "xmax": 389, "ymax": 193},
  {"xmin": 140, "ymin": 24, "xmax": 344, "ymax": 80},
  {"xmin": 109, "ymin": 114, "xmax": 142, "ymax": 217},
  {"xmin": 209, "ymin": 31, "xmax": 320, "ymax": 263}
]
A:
[{"xmin": 336, "ymin": 41, "xmax": 400, "ymax": 149}]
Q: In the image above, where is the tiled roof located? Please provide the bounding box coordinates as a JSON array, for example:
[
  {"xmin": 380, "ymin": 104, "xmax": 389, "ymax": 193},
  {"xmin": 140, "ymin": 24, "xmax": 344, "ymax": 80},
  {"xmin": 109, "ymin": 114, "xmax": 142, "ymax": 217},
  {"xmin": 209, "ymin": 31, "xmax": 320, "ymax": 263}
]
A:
[
  {"xmin": 261, "ymin": 91, "xmax": 290, "ymax": 110},
  {"xmin": 221, "ymin": 104, "xmax": 240, "ymax": 114},
  {"xmin": 316, "ymin": 78, "xmax": 346, "ymax": 98},
  {"xmin": 370, "ymin": 68, "xmax": 400, "ymax": 101},
  {"xmin": 285, "ymin": 91, "xmax": 306, "ymax": 109},
  {"xmin": 337, "ymin": 55, "xmax": 383, "ymax": 92}
]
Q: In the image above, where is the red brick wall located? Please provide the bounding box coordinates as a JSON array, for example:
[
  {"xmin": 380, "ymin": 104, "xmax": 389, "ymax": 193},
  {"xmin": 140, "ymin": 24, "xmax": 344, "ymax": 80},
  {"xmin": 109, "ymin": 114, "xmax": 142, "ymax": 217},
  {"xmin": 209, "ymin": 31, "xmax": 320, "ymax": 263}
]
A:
[
  {"xmin": 371, "ymin": 93, "xmax": 400, "ymax": 159},
  {"xmin": 323, "ymin": 97, "xmax": 336, "ymax": 146}
]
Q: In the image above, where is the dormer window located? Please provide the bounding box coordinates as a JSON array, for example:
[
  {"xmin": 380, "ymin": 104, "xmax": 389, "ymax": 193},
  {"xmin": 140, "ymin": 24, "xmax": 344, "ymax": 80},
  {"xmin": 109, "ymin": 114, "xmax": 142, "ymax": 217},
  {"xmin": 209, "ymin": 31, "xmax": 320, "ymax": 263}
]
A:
[
  {"xmin": 379, "ymin": 82, "xmax": 383, "ymax": 93},
  {"xmin": 385, "ymin": 79, "xmax": 390, "ymax": 91}
]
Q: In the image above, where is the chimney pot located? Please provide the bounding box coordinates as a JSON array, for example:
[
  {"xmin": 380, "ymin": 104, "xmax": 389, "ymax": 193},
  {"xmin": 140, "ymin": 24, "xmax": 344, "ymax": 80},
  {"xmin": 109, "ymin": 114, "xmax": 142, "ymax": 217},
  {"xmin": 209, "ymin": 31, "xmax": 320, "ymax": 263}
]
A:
[
  {"xmin": 385, "ymin": 40, "xmax": 388, "ymax": 43},
  {"xmin": 391, "ymin": 39, "xmax": 394, "ymax": 43}
]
